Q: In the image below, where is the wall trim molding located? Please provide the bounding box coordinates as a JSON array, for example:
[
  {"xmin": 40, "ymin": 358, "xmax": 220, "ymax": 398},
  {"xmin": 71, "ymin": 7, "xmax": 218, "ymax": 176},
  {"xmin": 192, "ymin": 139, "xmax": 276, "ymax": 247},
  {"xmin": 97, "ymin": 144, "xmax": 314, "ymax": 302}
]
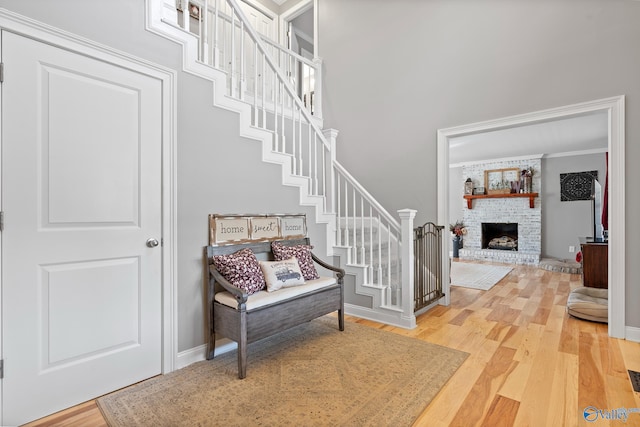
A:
[
  {"xmin": 175, "ymin": 338, "xmax": 238, "ymax": 370},
  {"xmin": 450, "ymin": 153, "xmax": 544, "ymax": 168},
  {"xmin": 450, "ymin": 147, "xmax": 609, "ymax": 168},
  {"xmin": 345, "ymin": 303, "xmax": 417, "ymax": 329},
  {"xmin": 625, "ymin": 326, "xmax": 640, "ymax": 343},
  {"xmin": 278, "ymin": 0, "xmax": 313, "ymax": 53},
  {"xmin": 437, "ymin": 96, "xmax": 626, "ymax": 338},
  {"xmin": 241, "ymin": 0, "xmax": 278, "ymax": 20},
  {"xmin": 543, "ymin": 147, "xmax": 608, "ymax": 159},
  {"xmin": 176, "ymin": 344, "xmax": 208, "ymax": 370}
]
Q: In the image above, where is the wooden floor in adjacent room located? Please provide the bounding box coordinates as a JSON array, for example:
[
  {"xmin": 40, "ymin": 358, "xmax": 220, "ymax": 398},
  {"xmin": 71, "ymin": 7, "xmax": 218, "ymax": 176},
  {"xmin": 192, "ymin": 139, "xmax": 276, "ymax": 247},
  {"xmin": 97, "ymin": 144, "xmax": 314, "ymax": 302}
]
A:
[{"xmin": 25, "ymin": 262, "xmax": 640, "ymax": 427}]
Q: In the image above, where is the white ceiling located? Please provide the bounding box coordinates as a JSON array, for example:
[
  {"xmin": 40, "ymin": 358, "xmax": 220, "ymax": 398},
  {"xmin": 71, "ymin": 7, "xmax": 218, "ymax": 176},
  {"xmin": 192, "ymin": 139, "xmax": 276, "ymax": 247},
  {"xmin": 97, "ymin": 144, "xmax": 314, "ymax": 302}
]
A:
[{"xmin": 449, "ymin": 110, "xmax": 608, "ymax": 166}]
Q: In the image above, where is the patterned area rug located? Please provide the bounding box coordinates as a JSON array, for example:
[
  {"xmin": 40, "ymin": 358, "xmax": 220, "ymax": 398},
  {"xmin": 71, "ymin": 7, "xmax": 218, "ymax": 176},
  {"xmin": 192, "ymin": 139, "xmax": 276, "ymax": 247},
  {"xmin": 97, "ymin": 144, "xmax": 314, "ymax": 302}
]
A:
[
  {"xmin": 98, "ymin": 317, "xmax": 468, "ymax": 427},
  {"xmin": 451, "ymin": 261, "xmax": 513, "ymax": 291}
]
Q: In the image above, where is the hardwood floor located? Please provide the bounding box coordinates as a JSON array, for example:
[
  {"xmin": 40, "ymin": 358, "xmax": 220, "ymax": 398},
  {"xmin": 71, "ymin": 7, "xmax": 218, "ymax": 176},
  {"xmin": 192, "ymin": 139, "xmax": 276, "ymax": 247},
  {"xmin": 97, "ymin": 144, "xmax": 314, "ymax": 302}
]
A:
[
  {"xmin": 24, "ymin": 263, "xmax": 640, "ymax": 426},
  {"xmin": 24, "ymin": 401, "xmax": 106, "ymax": 427}
]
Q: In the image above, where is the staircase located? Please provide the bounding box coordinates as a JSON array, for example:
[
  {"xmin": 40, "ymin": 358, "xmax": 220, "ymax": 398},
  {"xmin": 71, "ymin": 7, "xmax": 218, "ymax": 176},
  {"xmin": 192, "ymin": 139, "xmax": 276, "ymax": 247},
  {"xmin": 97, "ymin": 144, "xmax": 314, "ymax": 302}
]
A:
[{"xmin": 146, "ymin": 0, "xmax": 420, "ymax": 328}]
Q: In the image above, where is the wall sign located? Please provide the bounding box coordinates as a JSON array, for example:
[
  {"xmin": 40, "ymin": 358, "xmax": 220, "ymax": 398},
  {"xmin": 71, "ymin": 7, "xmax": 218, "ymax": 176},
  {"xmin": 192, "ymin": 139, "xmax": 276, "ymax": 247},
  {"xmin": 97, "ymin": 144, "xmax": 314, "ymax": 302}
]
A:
[
  {"xmin": 281, "ymin": 215, "xmax": 306, "ymax": 237},
  {"xmin": 209, "ymin": 214, "xmax": 307, "ymax": 245}
]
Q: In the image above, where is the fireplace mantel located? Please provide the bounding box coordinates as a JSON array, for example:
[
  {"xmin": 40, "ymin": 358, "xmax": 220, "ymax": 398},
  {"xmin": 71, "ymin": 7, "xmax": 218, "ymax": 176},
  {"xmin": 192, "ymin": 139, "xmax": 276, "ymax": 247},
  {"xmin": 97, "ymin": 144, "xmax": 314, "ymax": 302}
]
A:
[{"xmin": 463, "ymin": 192, "xmax": 539, "ymax": 209}]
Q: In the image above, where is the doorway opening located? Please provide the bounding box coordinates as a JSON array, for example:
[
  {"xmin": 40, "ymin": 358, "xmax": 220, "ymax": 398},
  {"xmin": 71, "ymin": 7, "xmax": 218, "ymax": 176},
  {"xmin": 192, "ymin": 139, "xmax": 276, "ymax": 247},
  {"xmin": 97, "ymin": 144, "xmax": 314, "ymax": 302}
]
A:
[{"xmin": 436, "ymin": 96, "xmax": 626, "ymax": 338}]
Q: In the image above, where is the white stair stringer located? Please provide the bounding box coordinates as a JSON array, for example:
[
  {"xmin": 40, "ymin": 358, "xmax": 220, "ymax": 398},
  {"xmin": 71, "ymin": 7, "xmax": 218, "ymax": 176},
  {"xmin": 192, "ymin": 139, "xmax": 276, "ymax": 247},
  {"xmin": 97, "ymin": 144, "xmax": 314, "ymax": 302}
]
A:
[{"xmin": 146, "ymin": 0, "xmax": 411, "ymax": 328}]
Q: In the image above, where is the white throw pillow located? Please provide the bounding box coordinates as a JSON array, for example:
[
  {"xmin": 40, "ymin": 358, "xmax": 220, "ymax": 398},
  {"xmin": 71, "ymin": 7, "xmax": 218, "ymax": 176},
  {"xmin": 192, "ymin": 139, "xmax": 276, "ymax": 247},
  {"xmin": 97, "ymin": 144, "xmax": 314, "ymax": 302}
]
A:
[{"xmin": 259, "ymin": 257, "xmax": 305, "ymax": 292}]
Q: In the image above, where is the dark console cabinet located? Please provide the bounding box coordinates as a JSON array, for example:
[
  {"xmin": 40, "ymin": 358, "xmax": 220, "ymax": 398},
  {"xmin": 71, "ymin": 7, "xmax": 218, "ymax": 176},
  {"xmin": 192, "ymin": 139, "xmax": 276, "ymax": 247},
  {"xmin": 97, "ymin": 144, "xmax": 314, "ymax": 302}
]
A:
[{"xmin": 580, "ymin": 238, "xmax": 608, "ymax": 289}]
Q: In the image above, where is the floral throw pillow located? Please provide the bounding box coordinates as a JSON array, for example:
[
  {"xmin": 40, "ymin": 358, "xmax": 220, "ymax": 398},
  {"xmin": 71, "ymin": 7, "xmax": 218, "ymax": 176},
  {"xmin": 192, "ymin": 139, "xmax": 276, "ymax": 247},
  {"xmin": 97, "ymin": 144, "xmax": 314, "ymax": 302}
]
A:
[
  {"xmin": 271, "ymin": 241, "xmax": 319, "ymax": 280},
  {"xmin": 212, "ymin": 248, "xmax": 266, "ymax": 295}
]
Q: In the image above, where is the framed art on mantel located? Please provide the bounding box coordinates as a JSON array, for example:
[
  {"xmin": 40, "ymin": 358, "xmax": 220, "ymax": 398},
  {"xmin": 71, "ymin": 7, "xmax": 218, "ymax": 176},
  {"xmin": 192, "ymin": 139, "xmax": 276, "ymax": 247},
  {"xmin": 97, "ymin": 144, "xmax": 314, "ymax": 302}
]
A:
[{"xmin": 484, "ymin": 168, "xmax": 519, "ymax": 194}]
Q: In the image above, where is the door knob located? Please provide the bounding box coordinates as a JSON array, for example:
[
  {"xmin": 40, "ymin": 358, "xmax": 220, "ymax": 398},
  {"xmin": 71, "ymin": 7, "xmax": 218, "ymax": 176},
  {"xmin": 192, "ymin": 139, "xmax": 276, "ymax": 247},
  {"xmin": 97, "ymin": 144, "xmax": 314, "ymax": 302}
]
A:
[{"xmin": 146, "ymin": 238, "xmax": 160, "ymax": 248}]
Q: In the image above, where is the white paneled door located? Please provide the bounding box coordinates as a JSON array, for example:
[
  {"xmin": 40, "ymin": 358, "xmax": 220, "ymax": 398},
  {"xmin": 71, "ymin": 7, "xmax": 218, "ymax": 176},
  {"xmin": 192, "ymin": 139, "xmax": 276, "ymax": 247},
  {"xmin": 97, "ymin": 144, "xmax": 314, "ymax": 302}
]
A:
[{"xmin": 1, "ymin": 31, "xmax": 163, "ymax": 425}]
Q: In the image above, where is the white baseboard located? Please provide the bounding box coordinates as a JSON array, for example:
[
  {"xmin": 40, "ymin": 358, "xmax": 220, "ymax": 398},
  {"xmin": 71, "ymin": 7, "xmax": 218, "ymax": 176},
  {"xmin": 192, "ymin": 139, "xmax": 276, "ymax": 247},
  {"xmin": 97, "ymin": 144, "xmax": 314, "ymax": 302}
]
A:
[
  {"xmin": 625, "ymin": 326, "xmax": 640, "ymax": 343},
  {"xmin": 345, "ymin": 303, "xmax": 416, "ymax": 329},
  {"xmin": 175, "ymin": 344, "xmax": 206, "ymax": 370},
  {"xmin": 175, "ymin": 339, "xmax": 238, "ymax": 370},
  {"xmin": 414, "ymin": 298, "xmax": 442, "ymax": 317}
]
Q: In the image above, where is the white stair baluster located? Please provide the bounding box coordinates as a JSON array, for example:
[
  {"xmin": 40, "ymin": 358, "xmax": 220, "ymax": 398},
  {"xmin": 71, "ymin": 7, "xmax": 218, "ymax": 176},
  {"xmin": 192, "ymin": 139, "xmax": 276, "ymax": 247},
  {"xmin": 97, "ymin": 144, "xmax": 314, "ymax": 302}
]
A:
[
  {"xmin": 336, "ymin": 174, "xmax": 342, "ymax": 245},
  {"xmin": 378, "ymin": 214, "xmax": 382, "ymax": 284},
  {"xmin": 352, "ymin": 188, "xmax": 357, "ymax": 263},
  {"xmin": 213, "ymin": 0, "xmax": 220, "ymax": 68},
  {"xmin": 369, "ymin": 205, "xmax": 373, "ymax": 280},
  {"xmin": 319, "ymin": 143, "xmax": 326, "ymax": 202},
  {"xmin": 387, "ymin": 223, "xmax": 391, "ymax": 286},
  {"xmin": 202, "ymin": 0, "xmax": 209, "ymax": 64},
  {"xmin": 261, "ymin": 52, "xmax": 266, "ymax": 127},
  {"xmin": 360, "ymin": 197, "xmax": 365, "ymax": 265},
  {"xmin": 291, "ymin": 106, "xmax": 297, "ymax": 174},
  {"xmin": 273, "ymin": 78, "xmax": 278, "ymax": 151},
  {"xmin": 344, "ymin": 180, "xmax": 349, "ymax": 248},
  {"xmin": 281, "ymin": 86, "xmax": 286, "ymax": 152},
  {"xmin": 230, "ymin": 11, "xmax": 236, "ymax": 97},
  {"xmin": 239, "ymin": 20, "xmax": 245, "ymax": 100},
  {"xmin": 297, "ymin": 109, "xmax": 302, "ymax": 175},
  {"xmin": 252, "ymin": 44, "xmax": 257, "ymax": 125},
  {"xmin": 313, "ymin": 133, "xmax": 318, "ymax": 195}
]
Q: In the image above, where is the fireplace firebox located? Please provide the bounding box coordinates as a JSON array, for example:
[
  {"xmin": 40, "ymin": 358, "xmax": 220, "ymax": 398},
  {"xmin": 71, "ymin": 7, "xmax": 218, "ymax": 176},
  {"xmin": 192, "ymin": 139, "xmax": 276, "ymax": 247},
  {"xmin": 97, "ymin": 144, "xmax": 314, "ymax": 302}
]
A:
[{"xmin": 482, "ymin": 222, "xmax": 518, "ymax": 251}]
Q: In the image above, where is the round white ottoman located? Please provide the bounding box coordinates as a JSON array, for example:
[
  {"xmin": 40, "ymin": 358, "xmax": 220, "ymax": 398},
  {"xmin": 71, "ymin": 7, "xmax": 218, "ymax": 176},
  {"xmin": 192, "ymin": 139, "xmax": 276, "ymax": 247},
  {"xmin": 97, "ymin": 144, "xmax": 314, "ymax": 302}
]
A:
[{"xmin": 566, "ymin": 287, "xmax": 608, "ymax": 323}]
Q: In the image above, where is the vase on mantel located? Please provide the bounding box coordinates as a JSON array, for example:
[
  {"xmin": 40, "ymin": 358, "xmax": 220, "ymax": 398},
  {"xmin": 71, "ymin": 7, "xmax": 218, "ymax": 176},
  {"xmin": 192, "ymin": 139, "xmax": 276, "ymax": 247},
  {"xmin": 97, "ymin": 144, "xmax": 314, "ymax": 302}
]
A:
[{"xmin": 522, "ymin": 176, "xmax": 532, "ymax": 193}]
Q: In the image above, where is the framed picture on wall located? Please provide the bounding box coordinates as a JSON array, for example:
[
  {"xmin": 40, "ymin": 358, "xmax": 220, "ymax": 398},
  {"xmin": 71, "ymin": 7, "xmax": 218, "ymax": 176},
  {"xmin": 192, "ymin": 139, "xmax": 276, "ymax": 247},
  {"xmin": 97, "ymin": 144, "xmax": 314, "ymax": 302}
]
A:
[{"xmin": 560, "ymin": 170, "xmax": 598, "ymax": 201}]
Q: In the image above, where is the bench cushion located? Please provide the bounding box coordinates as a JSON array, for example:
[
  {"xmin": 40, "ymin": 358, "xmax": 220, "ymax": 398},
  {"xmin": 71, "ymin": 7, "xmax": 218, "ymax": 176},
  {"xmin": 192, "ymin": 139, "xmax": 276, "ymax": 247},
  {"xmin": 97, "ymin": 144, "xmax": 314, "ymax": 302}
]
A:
[
  {"xmin": 215, "ymin": 276, "xmax": 337, "ymax": 311},
  {"xmin": 567, "ymin": 286, "xmax": 608, "ymax": 323}
]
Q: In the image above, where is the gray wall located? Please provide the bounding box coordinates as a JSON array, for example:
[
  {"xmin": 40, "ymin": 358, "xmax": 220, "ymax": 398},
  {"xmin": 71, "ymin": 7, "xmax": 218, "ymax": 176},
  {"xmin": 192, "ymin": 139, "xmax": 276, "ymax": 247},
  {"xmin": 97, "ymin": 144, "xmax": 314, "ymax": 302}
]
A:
[
  {"xmin": 541, "ymin": 154, "xmax": 607, "ymax": 259},
  {"xmin": 319, "ymin": 0, "xmax": 640, "ymax": 328},
  {"xmin": 0, "ymin": 0, "xmax": 333, "ymax": 353}
]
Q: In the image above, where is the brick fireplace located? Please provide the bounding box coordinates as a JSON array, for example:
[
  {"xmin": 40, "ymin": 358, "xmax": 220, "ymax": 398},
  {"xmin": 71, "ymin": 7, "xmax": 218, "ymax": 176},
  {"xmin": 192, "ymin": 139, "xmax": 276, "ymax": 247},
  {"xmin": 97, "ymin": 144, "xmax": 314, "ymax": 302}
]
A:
[{"xmin": 459, "ymin": 159, "xmax": 541, "ymax": 265}]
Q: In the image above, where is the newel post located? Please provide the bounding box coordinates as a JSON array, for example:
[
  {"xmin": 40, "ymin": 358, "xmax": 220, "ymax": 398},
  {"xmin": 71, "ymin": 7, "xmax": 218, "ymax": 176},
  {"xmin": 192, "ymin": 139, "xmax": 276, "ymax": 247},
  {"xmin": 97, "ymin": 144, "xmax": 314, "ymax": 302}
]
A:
[{"xmin": 398, "ymin": 208, "xmax": 417, "ymax": 329}]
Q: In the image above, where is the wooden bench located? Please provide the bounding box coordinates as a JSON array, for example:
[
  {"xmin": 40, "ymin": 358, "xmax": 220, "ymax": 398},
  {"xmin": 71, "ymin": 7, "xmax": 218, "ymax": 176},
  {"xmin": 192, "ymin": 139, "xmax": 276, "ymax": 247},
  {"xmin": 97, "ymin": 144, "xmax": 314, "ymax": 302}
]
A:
[{"xmin": 206, "ymin": 238, "xmax": 345, "ymax": 379}]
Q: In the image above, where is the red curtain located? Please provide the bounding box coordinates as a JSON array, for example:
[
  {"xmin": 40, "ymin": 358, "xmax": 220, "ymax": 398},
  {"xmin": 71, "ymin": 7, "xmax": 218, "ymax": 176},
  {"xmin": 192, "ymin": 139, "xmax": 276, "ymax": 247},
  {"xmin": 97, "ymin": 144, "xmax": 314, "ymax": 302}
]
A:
[{"xmin": 601, "ymin": 152, "xmax": 608, "ymax": 231}]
